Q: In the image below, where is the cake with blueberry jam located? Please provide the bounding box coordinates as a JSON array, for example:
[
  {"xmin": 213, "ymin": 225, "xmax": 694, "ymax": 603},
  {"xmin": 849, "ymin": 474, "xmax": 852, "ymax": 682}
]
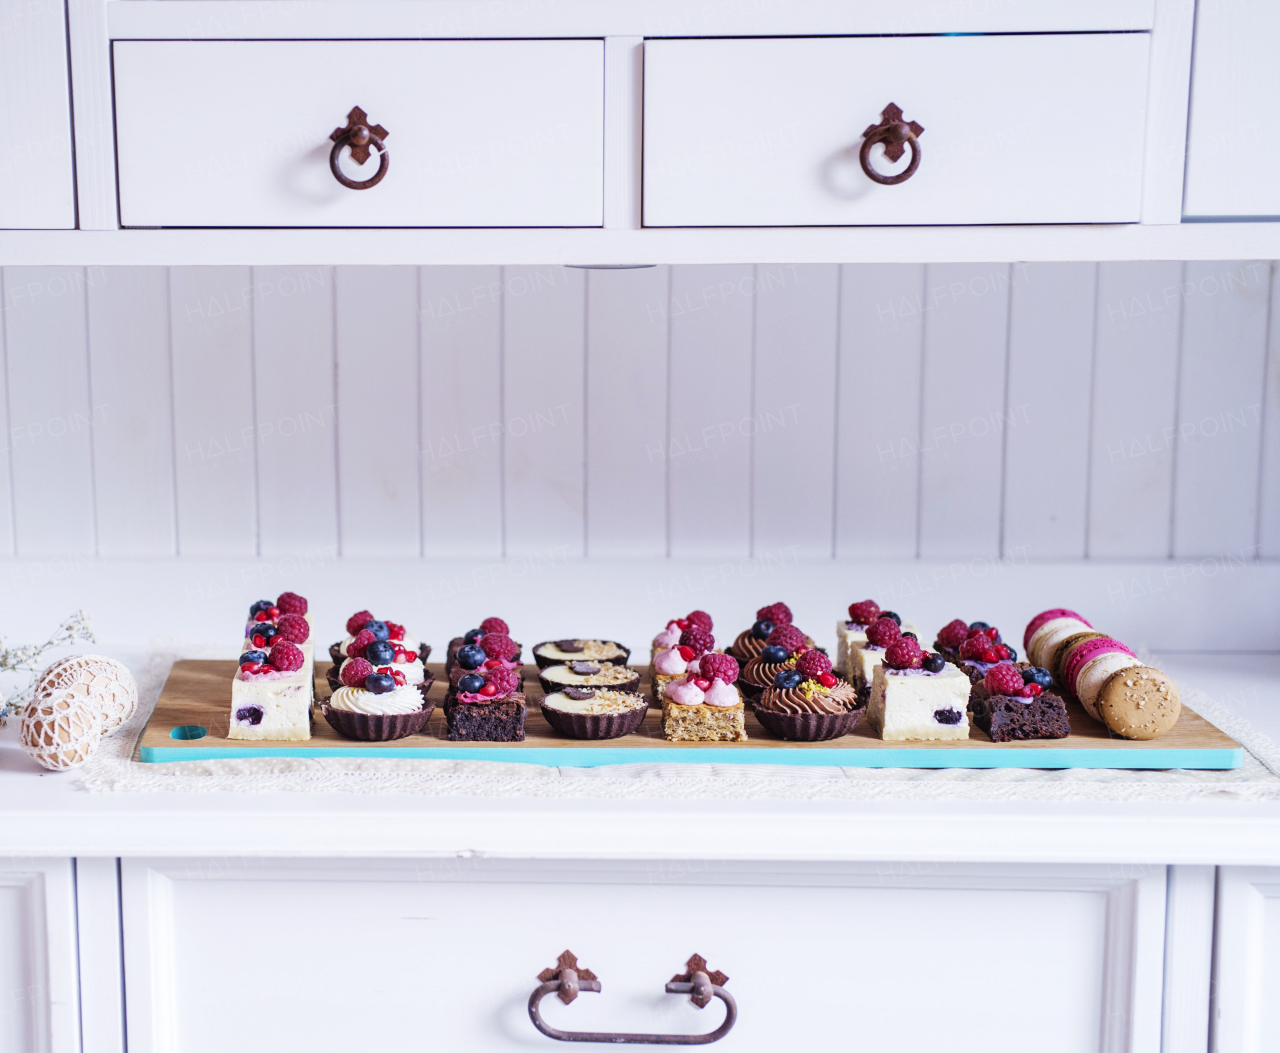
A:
[
  {"xmin": 541, "ymin": 687, "xmax": 649, "ymax": 740},
  {"xmin": 446, "ymin": 665, "xmax": 527, "ymax": 742},
  {"xmin": 836, "ymin": 600, "xmax": 919, "ymax": 685},
  {"xmin": 651, "ymin": 610, "xmax": 713, "ymax": 660},
  {"xmin": 661, "ymin": 653, "xmax": 746, "ymax": 742},
  {"xmin": 230, "ymin": 639, "xmax": 313, "ymax": 740},
  {"xmin": 329, "ymin": 610, "xmax": 431, "ymax": 692},
  {"xmin": 533, "ymin": 638, "xmax": 630, "ymax": 669},
  {"xmin": 933, "ymin": 619, "xmax": 1018, "ymax": 684},
  {"xmin": 968, "ymin": 664, "xmax": 1069, "ymax": 742},
  {"xmin": 754, "ymin": 650, "xmax": 863, "ymax": 741},
  {"xmin": 322, "ymin": 654, "xmax": 434, "ymax": 741},
  {"xmin": 651, "ymin": 624, "xmax": 723, "ymax": 703},
  {"xmin": 445, "ymin": 617, "xmax": 519, "ymax": 674},
  {"xmin": 867, "ymin": 638, "xmax": 971, "ymax": 741},
  {"xmin": 739, "ymin": 624, "xmax": 811, "ymax": 700}
]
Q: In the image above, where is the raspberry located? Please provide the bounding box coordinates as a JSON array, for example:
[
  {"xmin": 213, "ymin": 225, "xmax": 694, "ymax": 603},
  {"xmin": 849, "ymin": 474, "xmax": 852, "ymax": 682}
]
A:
[
  {"xmin": 959, "ymin": 636, "xmax": 989, "ymax": 661},
  {"xmin": 866, "ymin": 617, "xmax": 902, "ymax": 648},
  {"xmin": 936, "ymin": 619, "xmax": 969, "ymax": 651},
  {"xmin": 984, "ymin": 664, "xmax": 1024, "ymax": 697},
  {"xmin": 686, "ymin": 610, "xmax": 714, "ymax": 632},
  {"xmin": 756, "ymin": 602, "xmax": 793, "ymax": 626},
  {"xmin": 700, "ymin": 652, "xmax": 739, "ymax": 684},
  {"xmin": 480, "ymin": 616, "xmax": 509, "ymax": 635},
  {"xmin": 484, "ymin": 666, "xmax": 520, "ymax": 695},
  {"xmin": 268, "ymin": 640, "xmax": 304, "ymax": 672},
  {"xmin": 884, "ymin": 638, "xmax": 923, "ymax": 670},
  {"xmin": 678, "ymin": 626, "xmax": 714, "ymax": 655},
  {"xmin": 765, "ymin": 624, "xmax": 805, "ymax": 652},
  {"xmin": 340, "ymin": 657, "xmax": 374, "ymax": 687},
  {"xmin": 347, "ymin": 629, "xmax": 376, "ymax": 657},
  {"xmin": 479, "ymin": 632, "xmax": 518, "ymax": 661},
  {"xmin": 848, "ymin": 600, "xmax": 880, "ymax": 625},
  {"xmin": 346, "ymin": 610, "xmax": 374, "ymax": 636},
  {"xmin": 276, "ymin": 591, "xmax": 308, "ymax": 616},
  {"xmin": 275, "ymin": 613, "xmax": 310, "ymax": 644},
  {"xmin": 796, "ymin": 650, "xmax": 832, "ymax": 679}
]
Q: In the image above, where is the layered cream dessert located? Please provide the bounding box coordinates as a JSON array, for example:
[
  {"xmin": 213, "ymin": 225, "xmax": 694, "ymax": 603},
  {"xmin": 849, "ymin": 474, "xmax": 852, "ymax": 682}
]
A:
[
  {"xmin": 230, "ymin": 639, "xmax": 312, "ymax": 740},
  {"xmin": 867, "ymin": 639, "xmax": 971, "ymax": 742},
  {"xmin": 838, "ymin": 599, "xmax": 918, "ymax": 687},
  {"xmin": 661, "ymin": 654, "xmax": 746, "ymax": 742}
]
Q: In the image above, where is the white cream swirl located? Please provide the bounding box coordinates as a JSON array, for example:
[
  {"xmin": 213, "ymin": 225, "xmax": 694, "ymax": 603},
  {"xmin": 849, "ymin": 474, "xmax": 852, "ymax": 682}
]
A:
[{"xmin": 327, "ymin": 684, "xmax": 423, "ymax": 715}]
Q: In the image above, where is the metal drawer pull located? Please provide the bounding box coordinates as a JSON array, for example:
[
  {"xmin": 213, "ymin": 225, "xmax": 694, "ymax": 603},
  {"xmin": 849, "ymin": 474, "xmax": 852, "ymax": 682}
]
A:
[
  {"xmin": 329, "ymin": 106, "xmax": 389, "ymax": 190},
  {"xmin": 860, "ymin": 102, "xmax": 923, "ymax": 185},
  {"xmin": 528, "ymin": 951, "xmax": 737, "ymax": 1045}
]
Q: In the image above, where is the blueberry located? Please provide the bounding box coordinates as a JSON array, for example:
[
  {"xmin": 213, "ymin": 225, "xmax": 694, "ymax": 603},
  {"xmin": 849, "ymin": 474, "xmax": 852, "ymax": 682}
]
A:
[
  {"xmin": 457, "ymin": 644, "xmax": 486, "ymax": 670},
  {"xmin": 364, "ymin": 673, "xmax": 396, "ymax": 694},
  {"xmin": 881, "ymin": 611, "xmax": 902, "ymax": 625},
  {"xmin": 249, "ymin": 624, "xmax": 278, "ymax": 647},
  {"xmin": 463, "ymin": 627, "xmax": 486, "ymax": 645},
  {"xmin": 922, "ymin": 654, "xmax": 946, "ymax": 673},
  {"xmin": 968, "ymin": 621, "xmax": 990, "ymax": 631},
  {"xmin": 457, "ymin": 672, "xmax": 485, "ymax": 694},
  {"xmin": 902, "ymin": 631, "xmax": 918, "ymax": 641},
  {"xmin": 239, "ymin": 650, "xmax": 267, "ymax": 667},
  {"xmin": 363, "ymin": 620, "xmax": 389, "ymax": 641},
  {"xmin": 751, "ymin": 619, "xmax": 774, "ymax": 641},
  {"xmin": 1005, "ymin": 645, "xmax": 1018, "ymax": 662},
  {"xmin": 1022, "ymin": 666, "xmax": 1053, "ymax": 689},
  {"xmin": 235, "ymin": 705, "xmax": 264, "ymax": 726},
  {"xmin": 773, "ymin": 669, "xmax": 803, "ymax": 689},
  {"xmin": 366, "ymin": 640, "xmax": 395, "ymax": 665},
  {"xmin": 248, "ymin": 599, "xmax": 273, "ymax": 617},
  {"xmin": 760, "ymin": 644, "xmax": 789, "ymax": 664},
  {"xmin": 933, "ymin": 707, "xmax": 962, "ymax": 725}
]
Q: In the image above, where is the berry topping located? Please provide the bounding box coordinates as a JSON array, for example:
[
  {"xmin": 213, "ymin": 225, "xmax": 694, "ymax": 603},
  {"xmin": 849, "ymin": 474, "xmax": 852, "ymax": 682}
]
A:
[
  {"xmin": 984, "ymin": 664, "xmax": 1025, "ymax": 697},
  {"xmin": 969, "ymin": 620, "xmax": 990, "ymax": 632},
  {"xmin": 958, "ymin": 636, "xmax": 989, "ymax": 661},
  {"xmin": 480, "ymin": 616, "xmax": 509, "ymax": 635},
  {"xmin": 1022, "ymin": 666, "xmax": 1054, "ymax": 689},
  {"xmin": 268, "ymin": 640, "xmax": 304, "ymax": 672},
  {"xmin": 457, "ymin": 672, "xmax": 485, "ymax": 694},
  {"xmin": 364, "ymin": 672, "xmax": 395, "ymax": 695},
  {"xmin": 345, "ymin": 610, "xmax": 374, "ymax": 636},
  {"xmin": 346, "ymin": 629, "xmax": 376, "ymax": 658},
  {"xmin": 796, "ymin": 650, "xmax": 833, "ymax": 679},
  {"xmin": 678, "ymin": 626, "xmax": 715, "ymax": 656},
  {"xmin": 463, "ymin": 627, "xmax": 486, "ymax": 645},
  {"xmin": 760, "ymin": 644, "xmax": 789, "ymax": 664},
  {"xmin": 981, "ymin": 647, "xmax": 1003, "ymax": 664},
  {"xmin": 922, "ymin": 653, "xmax": 946, "ymax": 674},
  {"xmin": 379, "ymin": 666, "xmax": 407, "ymax": 687},
  {"xmin": 686, "ymin": 610, "xmax": 714, "ymax": 631},
  {"xmin": 818, "ymin": 672, "xmax": 838, "ymax": 688},
  {"xmin": 765, "ymin": 624, "xmax": 805, "ymax": 652},
  {"xmin": 360, "ymin": 620, "xmax": 388, "ymax": 641},
  {"xmin": 456, "ymin": 644, "xmax": 486, "ymax": 670},
  {"xmin": 866, "ymin": 617, "xmax": 902, "ymax": 648},
  {"xmin": 884, "ymin": 637, "xmax": 923, "ymax": 670},
  {"xmin": 1020, "ymin": 683, "xmax": 1043, "ymax": 698},
  {"xmin": 235, "ymin": 705, "xmax": 264, "ymax": 725},
  {"xmin": 936, "ymin": 619, "xmax": 969, "ymax": 651},
  {"xmin": 675, "ymin": 619, "xmax": 690, "ymax": 631},
  {"xmin": 750, "ymin": 619, "xmax": 774, "ymax": 640},
  {"xmin": 249, "ymin": 624, "xmax": 278, "ymax": 649},
  {"xmin": 756, "ymin": 602, "xmax": 793, "ymax": 626},
  {"xmin": 479, "ymin": 633, "xmax": 519, "ymax": 661},
  {"xmin": 275, "ymin": 613, "xmax": 310, "ymax": 644},
  {"xmin": 239, "ymin": 649, "xmax": 267, "ymax": 667},
  {"xmin": 479, "ymin": 683, "xmax": 499, "ymax": 697},
  {"xmin": 366, "ymin": 640, "xmax": 395, "ymax": 666},
  {"xmin": 1005, "ymin": 645, "xmax": 1019, "ymax": 662},
  {"xmin": 341, "ymin": 657, "xmax": 374, "ymax": 687},
  {"xmin": 933, "ymin": 708, "xmax": 962, "ymax": 725},
  {"xmin": 386, "ymin": 621, "xmax": 405, "ymax": 641},
  {"xmin": 485, "ymin": 667, "xmax": 520, "ymax": 696},
  {"xmin": 847, "ymin": 599, "xmax": 880, "ymax": 625},
  {"xmin": 276, "ymin": 591, "xmax": 308, "ymax": 616},
  {"xmin": 880, "ymin": 610, "xmax": 902, "ymax": 626},
  {"xmin": 249, "ymin": 599, "xmax": 274, "ymax": 619},
  {"xmin": 700, "ymin": 653, "xmax": 740, "ymax": 684},
  {"xmin": 676, "ymin": 645, "xmax": 695, "ymax": 661},
  {"xmin": 773, "ymin": 669, "xmax": 804, "ymax": 690}
]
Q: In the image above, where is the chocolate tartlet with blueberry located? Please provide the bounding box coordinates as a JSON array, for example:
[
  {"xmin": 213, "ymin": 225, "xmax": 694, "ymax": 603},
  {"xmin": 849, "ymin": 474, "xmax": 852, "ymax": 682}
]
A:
[
  {"xmin": 532, "ymin": 638, "xmax": 630, "ymax": 670},
  {"xmin": 968, "ymin": 664, "xmax": 1069, "ymax": 742},
  {"xmin": 321, "ymin": 658, "xmax": 435, "ymax": 742},
  {"xmin": 540, "ymin": 687, "xmax": 648, "ymax": 740},
  {"xmin": 729, "ymin": 602, "xmax": 804, "ymax": 665},
  {"xmin": 739, "ymin": 623, "xmax": 811, "ymax": 701},
  {"xmin": 933, "ymin": 619, "xmax": 1019, "ymax": 684},
  {"xmin": 445, "ymin": 617, "xmax": 521, "ymax": 674},
  {"xmin": 445, "ymin": 665, "xmax": 527, "ymax": 742},
  {"xmin": 754, "ymin": 650, "xmax": 863, "ymax": 742}
]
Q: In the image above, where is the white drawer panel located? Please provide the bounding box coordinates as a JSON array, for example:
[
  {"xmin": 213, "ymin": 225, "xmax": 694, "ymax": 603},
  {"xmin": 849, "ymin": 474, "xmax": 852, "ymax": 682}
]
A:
[
  {"xmin": 121, "ymin": 858, "xmax": 1166, "ymax": 1053},
  {"xmin": 643, "ymin": 35, "xmax": 1150, "ymax": 226},
  {"xmin": 113, "ymin": 40, "xmax": 604, "ymax": 228}
]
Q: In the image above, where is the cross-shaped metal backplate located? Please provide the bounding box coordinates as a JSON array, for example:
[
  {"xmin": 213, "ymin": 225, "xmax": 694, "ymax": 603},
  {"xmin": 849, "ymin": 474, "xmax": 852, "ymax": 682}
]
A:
[
  {"xmin": 862, "ymin": 103, "xmax": 924, "ymax": 162},
  {"xmin": 330, "ymin": 106, "xmax": 389, "ymax": 165}
]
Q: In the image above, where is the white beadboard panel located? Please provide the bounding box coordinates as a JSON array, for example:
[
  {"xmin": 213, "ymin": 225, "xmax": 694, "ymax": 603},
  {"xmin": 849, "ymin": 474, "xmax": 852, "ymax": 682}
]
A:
[
  {"xmin": 169, "ymin": 267, "xmax": 257, "ymax": 556},
  {"xmin": 835, "ymin": 263, "xmax": 924, "ymax": 559},
  {"xmin": 252, "ymin": 266, "xmax": 338, "ymax": 557},
  {"xmin": 0, "ymin": 276, "xmax": 15, "ymax": 555},
  {"xmin": 666, "ymin": 264, "xmax": 754, "ymax": 559},
  {"xmin": 1088, "ymin": 261, "xmax": 1184, "ymax": 559},
  {"xmin": 585, "ymin": 266, "xmax": 668, "ymax": 556},
  {"xmin": 502, "ymin": 266, "xmax": 586, "ymax": 557},
  {"xmin": 752, "ymin": 264, "xmax": 840, "ymax": 558},
  {"xmin": 1172, "ymin": 261, "xmax": 1271, "ymax": 559},
  {"xmin": 334, "ymin": 266, "xmax": 421, "ymax": 557},
  {"xmin": 1260, "ymin": 264, "xmax": 1280, "ymax": 559},
  {"xmin": 917, "ymin": 263, "xmax": 1012, "ymax": 559},
  {"xmin": 3, "ymin": 267, "xmax": 96, "ymax": 555},
  {"xmin": 86, "ymin": 267, "xmax": 176, "ymax": 555},
  {"xmin": 1003, "ymin": 263, "xmax": 1096, "ymax": 559},
  {"xmin": 420, "ymin": 266, "xmax": 503, "ymax": 559}
]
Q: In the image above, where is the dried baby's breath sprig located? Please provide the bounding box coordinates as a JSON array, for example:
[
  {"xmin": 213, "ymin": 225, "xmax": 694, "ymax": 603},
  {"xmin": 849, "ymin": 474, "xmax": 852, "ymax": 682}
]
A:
[{"xmin": 0, "ymin": 611, "xmax": 97, "ymax": 723}]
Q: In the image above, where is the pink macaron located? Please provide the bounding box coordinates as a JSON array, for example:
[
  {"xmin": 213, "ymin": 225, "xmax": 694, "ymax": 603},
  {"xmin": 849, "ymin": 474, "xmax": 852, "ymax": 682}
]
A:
[
  {"xmin": 1063, "ymin": 637, "xmax": 1135, "ymax": 697},
  {"xmin": 1023, "ymin": 608, "xmax": 1091, "ymax": 653}
]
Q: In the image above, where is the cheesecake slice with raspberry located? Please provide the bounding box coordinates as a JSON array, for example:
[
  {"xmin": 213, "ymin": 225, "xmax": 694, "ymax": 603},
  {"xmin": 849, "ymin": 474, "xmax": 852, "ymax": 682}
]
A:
[
  {"xmin": 230, "ymin": 639, "xmax": 313, "ymax": 740},
  {"xmin": 838, "ymin": 600, "xmax": 919, "ymax": 688},
  {"xmin": 867, "ymin": 637, "xmax": 971, "ymax": 741}
]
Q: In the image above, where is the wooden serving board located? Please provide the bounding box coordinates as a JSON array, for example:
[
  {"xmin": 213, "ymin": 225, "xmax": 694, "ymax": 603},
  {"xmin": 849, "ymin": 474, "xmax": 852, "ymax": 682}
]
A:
[{"xmin": 138, "ymin": 661, "xmax": 1243, "ymax": 769}]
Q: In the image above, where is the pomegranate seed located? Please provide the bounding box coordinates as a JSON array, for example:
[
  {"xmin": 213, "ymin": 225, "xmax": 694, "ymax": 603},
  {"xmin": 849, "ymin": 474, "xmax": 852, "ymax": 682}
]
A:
[
  {"xmin": 241, "ymin": 662, "xmax": 262, "ymax": 674},
  {"xmin": 378, "ymin": 666, "xmax": 393, "ymax": 675},
  {"xmin": 677, "ymin": 645, "xmax": 694, "ymax": 661},
  {"xmin": 676, "ymin": 619, "xmax": 689, "ymax": 630},
  {"xmin": 479, "ymin": 683, "xmax": 498, "ymax": 697},
  {"xmin": 1022, "ymin": 683, "xmax": 1043, "ymax": 697},
  {"xmin": 394, "ymin": 652, "xmax": 407, "ymax": 663},
  {"xmin": 392, "ymin": 671, "xmax": 406, "ymax": 686},
  {"xmin": 254, "ymin": 611, "xmax": 269, "ymax": 622},
  {"xmin": 268, "ymin": 607, "xmax": 280, "ymax": 619},
  {"xmin": 985, "ymin": 627, "xmax": 1000, "ymax": 640},
  {"xmin": 982, "ymin": 648, "xmax": 1002, "ymax": 663},
  {"xmin": 693, "ymin": 677, "xmax": 711, "ymax": 691},
  {"xmin": 967, "ymin": 627, "xmax": 984, "ymax": 639},
  {"xmin": 484, "ymin": 658, "xmax": 501, "ymax": 668},
  {"xmin": 818, "ymin": 672, "xmax": 837, "ymax": 687}
]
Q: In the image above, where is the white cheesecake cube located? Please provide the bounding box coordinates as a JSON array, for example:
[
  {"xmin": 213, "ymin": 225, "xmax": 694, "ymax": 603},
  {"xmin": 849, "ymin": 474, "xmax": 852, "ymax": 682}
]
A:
[
  {"xmin": 868, "ymin": 662, "xmax": 971, "ymax": 741},
  {"xmin": 228, "ymin": 667, "xmax": 312, "ymax": 740},
  {"xmin": 835, "ymin": 619, "xmax": 869, "ymax": 682}
]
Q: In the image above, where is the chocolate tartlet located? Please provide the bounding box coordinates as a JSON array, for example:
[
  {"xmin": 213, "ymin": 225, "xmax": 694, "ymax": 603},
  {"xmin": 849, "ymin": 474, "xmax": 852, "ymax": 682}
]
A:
[
  {"xmin": 320, "ymin": 680, "xmax": 435, "ymax": 742},
  {"xmin": 540, "ymin": 687, "xmax": 648, "ymax": 740},
  {"xmin": 739, "ymin": 654, "xmax": 795, "ymax": 700},
  {"xmin": 538, "ymin": 661, "xmax": 641, "ymax": 695},
  {"xmin": 754, "ymin": 678, "xmax": 863, "ymax": 741},
  {"xmin": 532, "ymin": 639, "xmax": 631, "ymax": 669}
]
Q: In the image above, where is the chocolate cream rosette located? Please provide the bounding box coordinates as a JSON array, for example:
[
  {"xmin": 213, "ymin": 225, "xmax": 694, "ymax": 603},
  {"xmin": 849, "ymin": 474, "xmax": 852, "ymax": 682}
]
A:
[
  {"xmin": 754, "ymin": 649, "xmax": 863, "ymax": 742},
  {"xmin": 728, "ymin": 601, "xmax": 795, "ymax": 665},
  {"xmin": 739, "ymin": 623, "xmax": 813, "ymax": 701}
]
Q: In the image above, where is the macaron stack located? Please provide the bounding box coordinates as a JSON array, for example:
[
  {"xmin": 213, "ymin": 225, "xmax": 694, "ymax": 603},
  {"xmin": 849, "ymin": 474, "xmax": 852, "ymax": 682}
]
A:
[{"xmin": 1023, "ymin": 610, "xmax": 1181, "ymax": 740}]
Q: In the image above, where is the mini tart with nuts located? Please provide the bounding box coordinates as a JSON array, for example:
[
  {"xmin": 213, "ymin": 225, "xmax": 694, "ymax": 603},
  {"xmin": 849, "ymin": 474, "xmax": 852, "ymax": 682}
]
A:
[
  {"xmin": 533, "ymin": 639, "xmax": 631, "ymax": 669},
  {"xmin": 540, "ymin": 687, "xmax": 649, "ymax": 740},
  {"xmin": 538, "ymin": 660, "xmax": 640, "ymax": 695},
  {"xmin": 754, "ymin": 677, "xmax": 863, "ymax": 742}
]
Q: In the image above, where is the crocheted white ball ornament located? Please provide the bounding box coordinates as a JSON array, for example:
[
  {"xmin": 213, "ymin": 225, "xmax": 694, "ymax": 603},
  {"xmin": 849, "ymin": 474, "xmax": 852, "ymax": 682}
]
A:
[
  {"xmin": 35, "ymin": 654, "xmax": 137, "ymax": 733},
  {"xmin": 20, "ymin": 693, "xmax": 103, "ymax": 771}
]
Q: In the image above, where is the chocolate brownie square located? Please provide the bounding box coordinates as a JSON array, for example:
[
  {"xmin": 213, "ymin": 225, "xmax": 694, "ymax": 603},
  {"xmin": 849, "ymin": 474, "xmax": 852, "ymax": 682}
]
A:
[
  {"xmin": 445, "ymin": 694, "xmax": 527, "ymax": 742},
  {"xmin": 969, "ymin": 681, "xmax": 1070, "ymax": 742}
]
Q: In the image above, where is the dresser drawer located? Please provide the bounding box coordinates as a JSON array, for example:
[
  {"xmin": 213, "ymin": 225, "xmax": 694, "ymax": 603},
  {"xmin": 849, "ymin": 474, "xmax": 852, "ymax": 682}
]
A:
[
  {"xmin": 113, "ymin": 40, "xmax": 604, "ymax": 228},
  {"xmin": 643, "ymin": 35, "xmax": 1149, "ymax": 226}
]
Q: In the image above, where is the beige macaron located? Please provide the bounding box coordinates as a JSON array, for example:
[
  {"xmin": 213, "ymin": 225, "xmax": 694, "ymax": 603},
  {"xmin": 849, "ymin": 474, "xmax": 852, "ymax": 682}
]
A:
[{"xmin": 1096, "ymin": 666, "xmax": 1181, "ymax": 740}]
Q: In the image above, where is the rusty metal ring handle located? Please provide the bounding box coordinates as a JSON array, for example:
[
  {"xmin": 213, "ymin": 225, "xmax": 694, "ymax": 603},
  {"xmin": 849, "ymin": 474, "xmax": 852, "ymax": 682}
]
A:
[
  {"xmin": 329, "ymin": 126, "xmax": 389, "ymax": 190},
  {"xmin": 859, "ymin": 103, "xmax": 924, "ymax": 186},
  {"xmin": 529, "ymin": 952, "xmax": 737, "ymax": 1045}
]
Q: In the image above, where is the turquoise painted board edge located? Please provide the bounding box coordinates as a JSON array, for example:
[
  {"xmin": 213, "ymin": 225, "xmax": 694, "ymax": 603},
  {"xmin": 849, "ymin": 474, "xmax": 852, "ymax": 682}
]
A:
[{"xmin": 140, "ymin": 744, "xmax": 1244, "ymax": 769}]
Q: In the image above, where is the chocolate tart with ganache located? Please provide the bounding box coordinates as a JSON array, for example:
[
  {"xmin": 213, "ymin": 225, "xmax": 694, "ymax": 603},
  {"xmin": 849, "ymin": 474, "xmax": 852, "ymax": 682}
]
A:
[
  {"xmin": 445, "ymin": 617, "xmax": 521, "ymax": 674},
  {"xmin": 532, "ymin": 639, "xmax": 630, "ymax": 670},
  {"xmin": 540, "ymin": 687, "xmax": 648, "ymax": 740},
  {"xmin": 538, "ymin": 660, "xmax": 640, "ymax": 695},
  {"xmin": 445, "ymin": 666, "xmax": 527, "ymax": 741},
  {"xmin": 320, "ymin": 678, "xmax": 435, "ymax": 742},
  {"xmin": 753, "ymin": 650, "xmax": 863, "ymax": 741}
]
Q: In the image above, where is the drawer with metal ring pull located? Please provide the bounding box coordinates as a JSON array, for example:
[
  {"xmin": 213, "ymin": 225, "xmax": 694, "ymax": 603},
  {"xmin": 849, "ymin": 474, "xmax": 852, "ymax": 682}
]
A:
[
  {"xmin": 112, "ymin": 40, "xmax": 604, "ymax": 228},
  {"xmin": 642, "ymin": 34, "xmax": 1150, "ymax": 227}
]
